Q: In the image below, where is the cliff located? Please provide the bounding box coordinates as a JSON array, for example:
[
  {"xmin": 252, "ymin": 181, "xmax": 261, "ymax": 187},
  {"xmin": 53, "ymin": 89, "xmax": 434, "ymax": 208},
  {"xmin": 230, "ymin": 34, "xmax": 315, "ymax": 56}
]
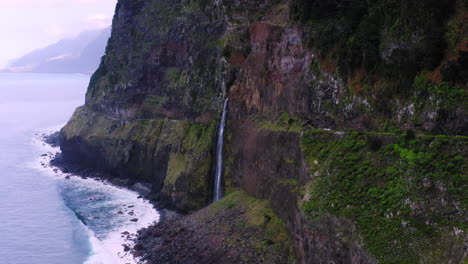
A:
[{"xmin": 59, "ymin": 0, "xmax": 467, "ymax": 263}]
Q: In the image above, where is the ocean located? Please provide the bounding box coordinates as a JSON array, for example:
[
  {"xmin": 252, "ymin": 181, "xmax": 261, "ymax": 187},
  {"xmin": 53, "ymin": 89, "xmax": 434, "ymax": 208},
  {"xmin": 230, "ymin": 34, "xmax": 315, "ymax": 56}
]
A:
[{"xmin": 0, "ymin": 73, "xmax": 159, "ymax": 264}]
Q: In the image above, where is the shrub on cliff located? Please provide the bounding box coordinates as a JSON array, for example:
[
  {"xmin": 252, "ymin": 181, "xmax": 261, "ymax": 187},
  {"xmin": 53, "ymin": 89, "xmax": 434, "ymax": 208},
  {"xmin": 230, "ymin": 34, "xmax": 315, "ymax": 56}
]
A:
[{"xmin": 290, "ymin": 0, "xmax": 457, "ymax": 86}]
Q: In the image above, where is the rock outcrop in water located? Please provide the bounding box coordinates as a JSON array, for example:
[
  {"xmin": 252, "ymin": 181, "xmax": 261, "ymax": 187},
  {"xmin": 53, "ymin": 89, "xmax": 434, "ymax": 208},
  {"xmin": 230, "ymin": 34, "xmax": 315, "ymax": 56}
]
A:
[{"xmin": 59, "ymin": 0, "xmax": 467, "ymax": 263}]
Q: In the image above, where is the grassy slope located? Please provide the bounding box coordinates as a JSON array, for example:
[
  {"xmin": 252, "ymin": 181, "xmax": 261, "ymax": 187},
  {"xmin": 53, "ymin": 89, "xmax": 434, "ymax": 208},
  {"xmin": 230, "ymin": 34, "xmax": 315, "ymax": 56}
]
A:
[{"xmin": 300, "ymin": 131, "xmax": 467, "ymax": 263}]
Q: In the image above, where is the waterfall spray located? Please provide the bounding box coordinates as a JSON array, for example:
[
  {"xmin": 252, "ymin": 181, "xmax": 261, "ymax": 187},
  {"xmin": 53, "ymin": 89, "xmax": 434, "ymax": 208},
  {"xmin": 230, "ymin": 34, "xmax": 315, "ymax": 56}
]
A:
[{"xmin": 213, "ymin": 98, "xmax": 228, "ymax": 202}]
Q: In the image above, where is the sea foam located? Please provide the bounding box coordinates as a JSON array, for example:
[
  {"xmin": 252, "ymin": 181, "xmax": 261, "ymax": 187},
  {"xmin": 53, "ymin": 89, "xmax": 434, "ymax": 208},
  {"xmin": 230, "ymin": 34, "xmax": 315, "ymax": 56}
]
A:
[{"xmin": 30, "ymin": 126, "xmax": 159, "ymax": 264}]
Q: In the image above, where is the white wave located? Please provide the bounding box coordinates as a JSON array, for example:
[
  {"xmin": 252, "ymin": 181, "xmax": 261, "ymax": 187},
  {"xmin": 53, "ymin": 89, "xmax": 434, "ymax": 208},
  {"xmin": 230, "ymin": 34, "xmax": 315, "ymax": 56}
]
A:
[{"xmin": 29, "ymin": 127, "xmax": 160, "ymax": 264}]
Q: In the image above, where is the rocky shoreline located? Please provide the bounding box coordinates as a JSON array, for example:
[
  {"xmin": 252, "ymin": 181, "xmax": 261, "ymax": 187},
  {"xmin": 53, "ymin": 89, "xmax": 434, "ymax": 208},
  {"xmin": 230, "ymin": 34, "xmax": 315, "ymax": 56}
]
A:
[
  {"xmin": 133, "ymin": 191, "xmax": 295, "ymax": 264},
  {"xmin": 39, "ymin": 132, "xmax": 177, "ymax": 262},
  {"xmin": 41, "ymin": 131, "xmax": 294, "ymax": 264},
  {"xmin": 46, "ymin": 132, "xmax": 157, "ymax": 200}
]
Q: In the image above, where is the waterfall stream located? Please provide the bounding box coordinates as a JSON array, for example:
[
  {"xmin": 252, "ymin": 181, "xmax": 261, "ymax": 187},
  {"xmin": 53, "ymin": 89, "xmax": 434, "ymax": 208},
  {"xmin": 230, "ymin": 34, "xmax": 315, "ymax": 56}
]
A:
[{"xmin": 213, "ymin": 98, "xmax": 228, "ymax": 202}]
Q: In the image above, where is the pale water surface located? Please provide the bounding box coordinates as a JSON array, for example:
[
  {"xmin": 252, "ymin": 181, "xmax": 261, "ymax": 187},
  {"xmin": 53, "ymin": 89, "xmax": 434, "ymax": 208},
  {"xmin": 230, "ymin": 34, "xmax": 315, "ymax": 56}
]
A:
[{"xmin": 0, "ymin": 73, "xmax": 158, "ymax": 264}]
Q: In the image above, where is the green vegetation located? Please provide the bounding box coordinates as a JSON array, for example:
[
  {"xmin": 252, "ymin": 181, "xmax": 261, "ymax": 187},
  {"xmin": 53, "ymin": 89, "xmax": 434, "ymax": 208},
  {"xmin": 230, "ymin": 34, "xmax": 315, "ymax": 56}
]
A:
[
  {"xmin": 84, "ymin": 0, "xmax": 226, "ymax": 115},
  {"xmin": 210, "ymin": 191, "xmax": 296, "ymax": 261},
  {"xmin": 165, "ymin": 67, "xmax": 187, "ymax": 89},
  {"xmin": 256, "ymin": 112, "xmax": 303, "ymax": 132},
  {"xmin": 444, "ymin": 7, "xmax": 467, "ymax": 53},
  {"xmin": 413, "ymin": 74, "xmax": 467, "ymax": 108},
  {"xmin": 62, "ymin": 106, "xmax": 218, "ymax": 212},
  {"xmin": 300, "ymin": 131, "xmax": 467, "ymax": 263},
  {"xmin": 141, "ymin": 95, "xmax": 169, "ymax": 114},
  {"xmin": 290, "ymin": 0, "xmax": 456, "ymax": 81},
  {"xmin": 222, "ymin": 128, "xmax": 238, "ymax": 196},
  {"xmin": 161, "ymin": 120, "xmax": 218, "ymax": 211},
  {"xmin": 290, "ymin": 0, "xmax": 467, "ymax": 128}
]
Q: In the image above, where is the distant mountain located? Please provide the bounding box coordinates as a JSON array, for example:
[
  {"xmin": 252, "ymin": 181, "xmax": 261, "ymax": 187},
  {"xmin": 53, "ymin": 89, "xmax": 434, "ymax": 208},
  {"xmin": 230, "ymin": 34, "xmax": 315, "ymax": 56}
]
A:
[{"xmin": 4, "ymin": 28, "xmax": 110, "ymax": 74}]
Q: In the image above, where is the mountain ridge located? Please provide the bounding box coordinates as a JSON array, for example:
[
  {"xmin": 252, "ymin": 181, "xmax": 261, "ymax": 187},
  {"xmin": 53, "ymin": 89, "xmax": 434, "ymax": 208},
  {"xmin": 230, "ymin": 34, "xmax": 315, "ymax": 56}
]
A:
[{"xmin": 3, "ymin": 27, "xmax": 111, "ymax": 74}]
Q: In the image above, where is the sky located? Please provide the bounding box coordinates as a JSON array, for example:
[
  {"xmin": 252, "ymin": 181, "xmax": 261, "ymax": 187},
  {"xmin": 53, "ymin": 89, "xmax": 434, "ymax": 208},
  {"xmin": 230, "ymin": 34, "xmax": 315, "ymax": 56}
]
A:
[{"xmin": 0, "ymin": 0, "xmax": 117, "ymax": 68}]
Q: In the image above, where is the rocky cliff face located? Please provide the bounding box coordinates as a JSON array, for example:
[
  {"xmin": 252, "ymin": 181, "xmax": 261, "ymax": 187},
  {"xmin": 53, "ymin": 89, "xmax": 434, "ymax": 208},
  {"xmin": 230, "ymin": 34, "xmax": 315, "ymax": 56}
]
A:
[{"xmin": 60, "ymin": 0, "xmax": 467, "ymax": 263}]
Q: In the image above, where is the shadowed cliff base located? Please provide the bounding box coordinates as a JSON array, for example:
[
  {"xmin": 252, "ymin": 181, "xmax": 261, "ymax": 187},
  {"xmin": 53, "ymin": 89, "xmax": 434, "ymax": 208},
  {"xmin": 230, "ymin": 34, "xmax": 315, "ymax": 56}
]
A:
[{"xmin": 134, "ymin": 191, "xmax": 295, "ymax": 264}]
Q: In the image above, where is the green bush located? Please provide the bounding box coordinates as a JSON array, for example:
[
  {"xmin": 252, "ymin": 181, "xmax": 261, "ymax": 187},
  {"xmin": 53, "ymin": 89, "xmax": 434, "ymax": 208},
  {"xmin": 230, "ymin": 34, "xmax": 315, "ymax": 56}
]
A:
[
  {"xmin": 290, "ymin": 0, "xmax": 457, "ymax": 85},
  {"xmin": 414, "ymin": 74, "xmax": 466, "ymax": 107},
  {"xmin": 300, "ymin": 131, "xmax": 467, "ymax": 263}
]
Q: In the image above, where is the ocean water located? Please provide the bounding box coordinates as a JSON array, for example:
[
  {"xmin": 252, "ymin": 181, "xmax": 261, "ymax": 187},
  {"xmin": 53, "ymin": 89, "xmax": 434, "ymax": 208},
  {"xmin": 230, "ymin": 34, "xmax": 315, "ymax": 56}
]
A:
[{"xmin": 0, "ymin": 73, "xmax": 159, "ymax": 264}]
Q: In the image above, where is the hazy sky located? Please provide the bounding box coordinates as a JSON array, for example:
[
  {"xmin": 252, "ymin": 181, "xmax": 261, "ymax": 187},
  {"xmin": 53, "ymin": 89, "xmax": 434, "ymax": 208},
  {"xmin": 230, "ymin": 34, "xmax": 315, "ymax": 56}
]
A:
[{"xmin": 0, "ymin": 0, "xmax": 117, "ymax": 67}]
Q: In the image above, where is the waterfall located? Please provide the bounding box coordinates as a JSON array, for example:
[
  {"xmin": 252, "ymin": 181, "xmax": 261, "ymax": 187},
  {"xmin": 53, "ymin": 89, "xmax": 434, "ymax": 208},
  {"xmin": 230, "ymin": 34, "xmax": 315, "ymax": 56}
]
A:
[{"xmin": 213, "ymin": 98, "xmax": 228, "ymax": 202}]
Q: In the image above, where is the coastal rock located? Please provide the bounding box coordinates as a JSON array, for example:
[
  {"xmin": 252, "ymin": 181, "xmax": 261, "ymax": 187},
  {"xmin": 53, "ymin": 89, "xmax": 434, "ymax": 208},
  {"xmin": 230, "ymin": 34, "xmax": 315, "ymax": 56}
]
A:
[
  {"xmin": 123, "ymin": 244, "xmax": 130, "ymax": 252},
  {"xmin": 43, "ymin": 131, "xmax": 60, "ymax": 147},
  {"xmin": 135, "ymin": 192, "xmax": 294, "ymax": 264}
]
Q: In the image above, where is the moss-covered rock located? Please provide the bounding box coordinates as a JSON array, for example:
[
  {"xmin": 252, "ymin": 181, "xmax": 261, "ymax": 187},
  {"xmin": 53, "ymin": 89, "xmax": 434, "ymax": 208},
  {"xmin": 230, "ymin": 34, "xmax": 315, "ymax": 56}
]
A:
[
  {"xmin": 299, "ymin": 131, "xmax": 467, "ymax": 263},
  {"xmin": 226, "ymin": 119, "xmax": 467, "ymax": 263},
  {"xmin": 60, "ymin": 106, "xmax": 217, "ymax": 212},
  {"xmin": 135, "ymin": 191, "xmax": 296, "ymax": 264},
  {"xmin": 227, "ymin": 121, "xmax": 375, "ymax": 263}
]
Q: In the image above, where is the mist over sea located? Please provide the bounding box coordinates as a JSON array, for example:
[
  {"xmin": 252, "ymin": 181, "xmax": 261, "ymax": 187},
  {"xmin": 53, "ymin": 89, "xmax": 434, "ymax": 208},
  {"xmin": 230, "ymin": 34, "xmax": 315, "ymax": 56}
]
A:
[{"xmin": 0, "ymin": 73, "xmax": 158, "ymax": 264}]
